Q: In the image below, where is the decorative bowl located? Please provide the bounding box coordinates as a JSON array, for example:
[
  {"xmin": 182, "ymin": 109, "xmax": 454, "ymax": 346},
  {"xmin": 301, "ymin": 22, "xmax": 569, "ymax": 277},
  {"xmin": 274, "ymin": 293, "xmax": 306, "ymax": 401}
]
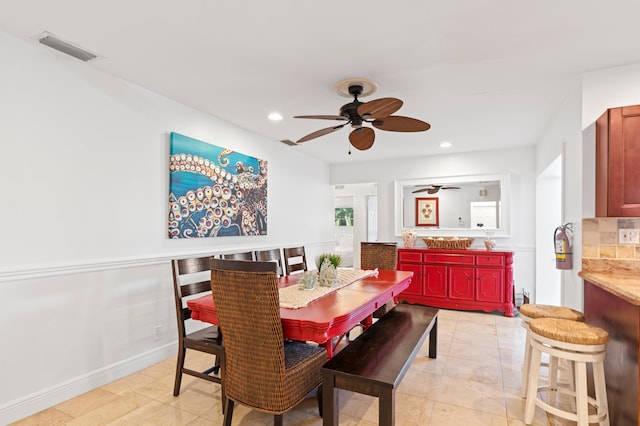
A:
[{"xmin": 422, "ymin": 237, "xmax": 475, "ymax": 250}]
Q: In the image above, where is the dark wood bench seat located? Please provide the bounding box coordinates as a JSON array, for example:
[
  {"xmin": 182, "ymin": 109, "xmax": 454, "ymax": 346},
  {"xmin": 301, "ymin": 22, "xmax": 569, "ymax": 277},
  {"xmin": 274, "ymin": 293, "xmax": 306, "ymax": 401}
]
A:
[{"xmin": 321, "ymin": 304, "xmax": 439, "ymax": 426}]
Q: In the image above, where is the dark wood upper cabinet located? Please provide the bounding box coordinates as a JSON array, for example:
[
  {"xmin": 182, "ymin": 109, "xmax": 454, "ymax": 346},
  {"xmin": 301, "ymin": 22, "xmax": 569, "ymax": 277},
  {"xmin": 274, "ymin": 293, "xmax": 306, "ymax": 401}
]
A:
[{"xmin": 595, "ymin": 105, "xmax": 640, "ymax": 217}]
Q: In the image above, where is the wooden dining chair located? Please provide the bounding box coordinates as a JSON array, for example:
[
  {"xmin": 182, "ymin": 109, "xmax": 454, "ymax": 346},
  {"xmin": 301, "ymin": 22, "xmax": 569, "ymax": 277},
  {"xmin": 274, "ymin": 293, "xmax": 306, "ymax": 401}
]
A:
[
  {"xmin": 361, "ymin": 242, "xmax": 398, "ymax": 318},
  {"xmin": 283, "ymin": 246, "xmax": 308, "ymax": 275},
  {"xmin": 254, "ymin": 248, "xmax": 284, "ymax": 276},
  {"xmin": 210, "ymin": 259, "xmax": 326, "ymax": 426},
  {"xmin": 171, "ymin": 257, "xmax": 225, "ymax": 408},
  {"xmin": 222, "ymin": 251, "xmax": 254, "ymax": 261}
]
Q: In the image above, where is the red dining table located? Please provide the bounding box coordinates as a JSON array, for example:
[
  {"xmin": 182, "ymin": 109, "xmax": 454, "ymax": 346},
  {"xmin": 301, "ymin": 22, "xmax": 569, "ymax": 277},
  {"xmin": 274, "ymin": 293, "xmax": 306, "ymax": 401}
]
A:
[{"xmin": 187, "ymin": 269, "xmax": 413, "ymax": 358}]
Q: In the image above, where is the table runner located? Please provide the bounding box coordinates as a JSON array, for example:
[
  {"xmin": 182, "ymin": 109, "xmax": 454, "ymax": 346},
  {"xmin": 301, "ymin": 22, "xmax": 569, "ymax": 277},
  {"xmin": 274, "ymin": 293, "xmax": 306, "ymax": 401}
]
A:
[{"xmin": 279, "ymin": 268, "xmax": 378, "ymax": 309}]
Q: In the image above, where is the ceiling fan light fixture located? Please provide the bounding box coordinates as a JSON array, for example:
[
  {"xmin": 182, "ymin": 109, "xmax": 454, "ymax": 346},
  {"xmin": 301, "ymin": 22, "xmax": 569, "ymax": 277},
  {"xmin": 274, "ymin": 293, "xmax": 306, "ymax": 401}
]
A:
[{"xmin": 293, "ymin": 78, "xmax": 430, "ymax": 151}]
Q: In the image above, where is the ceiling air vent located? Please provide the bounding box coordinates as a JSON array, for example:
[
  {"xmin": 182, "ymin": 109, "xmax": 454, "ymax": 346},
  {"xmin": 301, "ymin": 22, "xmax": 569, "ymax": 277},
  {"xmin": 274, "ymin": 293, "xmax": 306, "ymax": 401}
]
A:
[
  {"xmin": 37, "ymin": 32, "xmax": 98, "ymax": 62},
  {"xmin": 279, "ymin": 139, "xmax": 298, "ymax": 146}
]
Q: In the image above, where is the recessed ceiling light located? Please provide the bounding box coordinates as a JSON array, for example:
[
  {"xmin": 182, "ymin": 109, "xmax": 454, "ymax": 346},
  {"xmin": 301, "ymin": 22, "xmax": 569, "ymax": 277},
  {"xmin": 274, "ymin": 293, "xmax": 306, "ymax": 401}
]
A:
[
  {"xmin": 440, "ymin": 141, "xmax": 452, "ymax": 148},
  {"xmin": 268, "ymin": 112, "xmax": 283, "ymax": 121}
]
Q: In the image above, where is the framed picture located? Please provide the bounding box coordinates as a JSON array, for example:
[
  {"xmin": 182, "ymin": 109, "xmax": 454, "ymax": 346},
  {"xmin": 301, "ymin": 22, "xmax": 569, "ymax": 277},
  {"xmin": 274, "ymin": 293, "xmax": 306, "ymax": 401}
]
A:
[{"xmin": 415, "ymin": 197, "xmax": 439, "ymax": 227}]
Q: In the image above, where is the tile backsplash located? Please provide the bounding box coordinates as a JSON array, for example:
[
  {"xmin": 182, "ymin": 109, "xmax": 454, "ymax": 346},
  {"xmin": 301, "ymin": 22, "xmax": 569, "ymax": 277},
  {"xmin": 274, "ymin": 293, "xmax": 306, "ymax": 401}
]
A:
[{"xmin": 582, "ymin": 218, "xmax": 640, "ymax": 274}]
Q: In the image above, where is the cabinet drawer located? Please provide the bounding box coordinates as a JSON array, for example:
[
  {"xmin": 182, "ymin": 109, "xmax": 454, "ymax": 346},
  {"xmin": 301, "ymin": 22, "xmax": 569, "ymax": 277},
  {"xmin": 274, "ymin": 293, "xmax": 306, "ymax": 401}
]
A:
[
  {"xmin": 424, "ymin": 254, "xmax": 474, "ymax": 265},
  {"xmin": 476, "ymin": 255, "xmax": 504, "ymax": 267},
  {"xmin": 399, "ymin": 251, "xmax": 422, "ymax": 263}
]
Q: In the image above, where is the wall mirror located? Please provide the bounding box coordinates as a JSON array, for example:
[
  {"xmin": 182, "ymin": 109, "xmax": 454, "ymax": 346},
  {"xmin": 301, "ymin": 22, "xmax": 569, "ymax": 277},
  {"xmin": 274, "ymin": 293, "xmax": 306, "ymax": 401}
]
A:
[{"xmin": 394, "ymin": 173, "xmax": 511, "ymax": 237}]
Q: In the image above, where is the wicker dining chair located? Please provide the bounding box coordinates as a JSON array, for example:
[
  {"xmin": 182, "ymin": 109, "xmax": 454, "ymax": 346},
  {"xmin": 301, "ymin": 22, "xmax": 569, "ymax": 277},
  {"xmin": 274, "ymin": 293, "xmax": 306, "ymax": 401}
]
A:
[
  {"xmin": 171, "ymin": 257, "xmax": 225, "ymax": 408},
  {"xmin": 254, "ymin": 248, "xmax": 284, "ymax": 276},
  {"xmin": 210, "ymin": 259, "xmax": 326, "ymax": 426},
  {"xmin": 361, "ymin": 242, "xmax": 398, "ymax": 270},
  {"xmin": 361, "ymin": 242, "xmax": 398, "ymax": 317},
  {"xmin": 283, "ymin": 246, "xmax": 308, "ymax": 275}
]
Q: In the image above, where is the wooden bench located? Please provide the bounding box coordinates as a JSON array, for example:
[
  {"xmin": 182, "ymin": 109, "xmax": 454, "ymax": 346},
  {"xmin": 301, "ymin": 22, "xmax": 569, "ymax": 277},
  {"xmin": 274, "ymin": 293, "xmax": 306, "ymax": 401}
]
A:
[{"xmin": 321, "ymin": 304, "xmax": 439, "ymax": 426}]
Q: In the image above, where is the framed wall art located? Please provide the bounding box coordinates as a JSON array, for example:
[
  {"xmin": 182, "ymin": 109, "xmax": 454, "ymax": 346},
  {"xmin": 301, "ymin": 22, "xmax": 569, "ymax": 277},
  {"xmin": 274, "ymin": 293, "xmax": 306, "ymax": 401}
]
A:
[
  {"xmin": 415, "ymin": 197, "xmax": 439, "ymax": 227},
  {"xmin": 168, "ymin": 132, "xmax": 268, "ymax": 238}
]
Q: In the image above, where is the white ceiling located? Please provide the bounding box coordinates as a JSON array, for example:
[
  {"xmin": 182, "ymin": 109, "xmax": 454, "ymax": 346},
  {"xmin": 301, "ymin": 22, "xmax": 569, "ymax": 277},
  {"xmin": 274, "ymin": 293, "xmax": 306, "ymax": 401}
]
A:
[{"xmin": 2, "ymin": 1, "xmax": 640, "ymax": 164}]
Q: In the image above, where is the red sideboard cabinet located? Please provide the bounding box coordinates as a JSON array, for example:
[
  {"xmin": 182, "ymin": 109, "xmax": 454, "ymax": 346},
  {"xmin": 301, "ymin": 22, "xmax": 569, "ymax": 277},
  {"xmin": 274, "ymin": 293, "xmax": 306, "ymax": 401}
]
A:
[{"xmin": 397, "ymin": 248, "xmax": 514, "ymax": 317}]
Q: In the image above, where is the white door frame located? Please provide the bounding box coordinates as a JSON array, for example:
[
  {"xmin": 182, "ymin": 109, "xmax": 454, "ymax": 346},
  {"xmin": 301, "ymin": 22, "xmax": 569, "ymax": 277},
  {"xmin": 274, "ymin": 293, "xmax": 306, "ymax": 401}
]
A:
[{"xmin": 534, "ymin": 153, "xmax": 563, "ymax": 305}]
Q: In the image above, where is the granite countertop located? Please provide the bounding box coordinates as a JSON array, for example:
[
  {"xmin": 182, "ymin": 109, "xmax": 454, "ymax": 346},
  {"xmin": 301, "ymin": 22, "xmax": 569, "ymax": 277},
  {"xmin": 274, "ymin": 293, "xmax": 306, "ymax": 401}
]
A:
[{"xmin": 580, "ymin": 270, "xmax": 640, "ymax": 305}]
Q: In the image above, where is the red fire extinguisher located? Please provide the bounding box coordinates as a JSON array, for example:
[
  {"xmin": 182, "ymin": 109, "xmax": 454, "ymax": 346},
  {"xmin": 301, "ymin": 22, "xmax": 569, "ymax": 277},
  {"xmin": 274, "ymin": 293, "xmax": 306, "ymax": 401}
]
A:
[{"xmin": 554, "ymin": 223, "xmax": 573, "ymax": 270}]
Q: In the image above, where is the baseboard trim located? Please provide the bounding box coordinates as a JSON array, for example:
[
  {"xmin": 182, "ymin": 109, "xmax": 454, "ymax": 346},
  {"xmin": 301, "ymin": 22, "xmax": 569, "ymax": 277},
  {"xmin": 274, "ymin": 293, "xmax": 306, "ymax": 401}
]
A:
[{"xmin": 0, "ymin": 342, "xmax": 177, "ymax": 425}]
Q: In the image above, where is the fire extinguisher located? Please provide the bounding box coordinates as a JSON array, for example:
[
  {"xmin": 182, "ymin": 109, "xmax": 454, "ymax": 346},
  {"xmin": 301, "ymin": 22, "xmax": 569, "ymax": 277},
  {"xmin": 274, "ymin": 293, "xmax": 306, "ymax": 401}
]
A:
[{"xmin": 554, "ymin": 223, "xmax": 573, "ymax": 270}]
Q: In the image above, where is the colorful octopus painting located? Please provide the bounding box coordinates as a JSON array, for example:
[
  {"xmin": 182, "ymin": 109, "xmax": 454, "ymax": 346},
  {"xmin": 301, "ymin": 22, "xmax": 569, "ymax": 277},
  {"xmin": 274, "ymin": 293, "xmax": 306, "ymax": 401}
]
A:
[{"xmin": 168, "ymin": 132, "xmax": 267, "ymax": 238}]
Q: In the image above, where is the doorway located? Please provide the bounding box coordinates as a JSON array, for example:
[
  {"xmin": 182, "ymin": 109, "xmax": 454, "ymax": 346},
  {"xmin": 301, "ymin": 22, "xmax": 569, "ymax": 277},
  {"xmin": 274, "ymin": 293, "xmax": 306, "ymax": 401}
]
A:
[
  {"xmin": 535, "ymin": 154, "xmax": 563, "ymax": 304},
  {"xmin": 333, "ymin": 183, "xmax": 378, "ymax": 268}
]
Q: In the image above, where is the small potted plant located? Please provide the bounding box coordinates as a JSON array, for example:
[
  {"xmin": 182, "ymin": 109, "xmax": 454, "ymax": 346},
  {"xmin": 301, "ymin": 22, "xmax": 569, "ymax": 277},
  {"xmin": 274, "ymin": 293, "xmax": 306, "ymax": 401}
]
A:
[
  {"xmin": 315, "ymin": 253, "xmax": 342, "ymax": 270},
  {"xmin": 315, "ymin": 253, "xmax": 342, "ymax": 287}
]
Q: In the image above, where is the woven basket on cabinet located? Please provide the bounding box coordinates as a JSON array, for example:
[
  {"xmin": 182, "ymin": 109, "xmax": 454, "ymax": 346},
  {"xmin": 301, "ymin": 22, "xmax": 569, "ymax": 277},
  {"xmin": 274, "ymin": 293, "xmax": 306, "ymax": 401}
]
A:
[{"xmin": 422, "ymin": 237, "xmax": 474, "ymax": 250}]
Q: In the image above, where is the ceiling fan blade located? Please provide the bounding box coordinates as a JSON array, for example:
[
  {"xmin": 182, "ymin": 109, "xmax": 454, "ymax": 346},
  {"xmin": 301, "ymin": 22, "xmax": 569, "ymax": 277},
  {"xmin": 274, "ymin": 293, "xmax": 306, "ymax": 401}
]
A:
[
  {"xmin": 372, "ymin": 116, "xmax": 431, "ymax": 132},
  {"xmin": 411, "ymin": 188, "xmax": 431, "ymax": 194},
  {"xmin": 349, "ymin": 127, "xmax": 375, "ymax": 150},
  {"xmin": 358, "ymin": 98, "xmax": 403, "ymax": 119},
  {"xmin": 296, "ymin": 124, "xmax": 346, "ymax": 143},
  {"xmin": 443, "ymin": 186, "xmax": 461, "ymax": 190},
  {"xmin": 294, "ymin": 115, "xmax": 348, "ymax": 121}
]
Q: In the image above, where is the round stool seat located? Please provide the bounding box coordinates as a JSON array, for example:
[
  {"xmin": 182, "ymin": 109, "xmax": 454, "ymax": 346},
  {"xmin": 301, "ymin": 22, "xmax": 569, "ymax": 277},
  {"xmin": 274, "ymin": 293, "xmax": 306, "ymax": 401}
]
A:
[
  {"xmin": 524, "ymin": 319, "xmax": 610, "ymax": 425},
  {"xmin": 519, "ymin": 304, "xmax": 586, "ymax": 398},
  {"xmin": 529, "ymin": 318, "xmax": 609, "ymax": 346},
  {"xmin": 520, "ymin": 304, "xmax": 585, "ymax": 322}
]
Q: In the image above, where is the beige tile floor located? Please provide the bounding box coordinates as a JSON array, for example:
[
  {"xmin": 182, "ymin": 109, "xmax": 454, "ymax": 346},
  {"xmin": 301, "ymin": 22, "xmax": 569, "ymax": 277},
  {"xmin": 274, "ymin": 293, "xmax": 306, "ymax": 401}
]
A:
[{"xmin": 12, "ymin": 309, "xmax": 577, "ymax": 425}]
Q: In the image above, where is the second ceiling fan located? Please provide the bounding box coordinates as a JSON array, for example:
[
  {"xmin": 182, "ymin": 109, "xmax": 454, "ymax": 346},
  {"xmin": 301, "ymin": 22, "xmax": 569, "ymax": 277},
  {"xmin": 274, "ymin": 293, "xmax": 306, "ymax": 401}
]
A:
[
  {"xmin": 294, "ymin": 79, "xmax": 431, "ymax": 151},
  {"xmin": 412, "ymin": 184, "xmax": 461, "ymax": 194}
]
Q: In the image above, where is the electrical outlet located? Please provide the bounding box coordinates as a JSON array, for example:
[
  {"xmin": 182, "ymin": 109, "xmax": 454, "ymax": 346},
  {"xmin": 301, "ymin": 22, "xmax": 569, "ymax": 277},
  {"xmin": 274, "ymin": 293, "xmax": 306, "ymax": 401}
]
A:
[
  {"xmin": 619, "ymin": 229, "xmax": 640, "ymax": 244},
  {"xmin": 154, "ymin": 325, "xmax": 161, "ymax": 341}
]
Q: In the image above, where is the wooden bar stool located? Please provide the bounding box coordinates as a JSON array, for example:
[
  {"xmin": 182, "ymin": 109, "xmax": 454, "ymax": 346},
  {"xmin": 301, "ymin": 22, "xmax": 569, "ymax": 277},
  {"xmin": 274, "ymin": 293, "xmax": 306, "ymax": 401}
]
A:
[
  {"xmin": 519, "ymin": 304, "xmax": 585, "ymax": 398},
  {"xmin": 524, "ymin": 318, "xmax": 610, "ymax": 426}
]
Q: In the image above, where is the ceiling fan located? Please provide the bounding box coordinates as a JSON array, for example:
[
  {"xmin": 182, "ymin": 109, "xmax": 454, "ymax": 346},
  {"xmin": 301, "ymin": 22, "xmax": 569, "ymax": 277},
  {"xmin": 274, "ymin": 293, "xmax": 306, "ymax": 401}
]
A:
[
  {"xmin": 294, "ymin": 78, "xmax": 430, "ymax": 151},
  {"xmin": 412, "ymin": 184, "xmax": 461, "ymax": 194}
]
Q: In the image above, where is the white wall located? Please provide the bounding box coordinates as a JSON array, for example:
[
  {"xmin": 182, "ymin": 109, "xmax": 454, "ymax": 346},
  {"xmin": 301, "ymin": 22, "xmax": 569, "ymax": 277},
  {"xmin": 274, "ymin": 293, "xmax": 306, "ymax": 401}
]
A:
[
  {"xmin": 534, "ymin": 63, "xmax": 640, "ymax": 311},
  {"xmin": 330, "ymin": 146, "xmax": 537, "ymax": 301},
  {"xmin": 534, "ymin": 80, "xmax": 583, "ymax": 310},
  {"xmin": 583, "ymin": 63, "xmax": 640, "ymax": 128},
  {"xmin": 0, "ymin": 31, "xmax": 334, "ymax": 423}
]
